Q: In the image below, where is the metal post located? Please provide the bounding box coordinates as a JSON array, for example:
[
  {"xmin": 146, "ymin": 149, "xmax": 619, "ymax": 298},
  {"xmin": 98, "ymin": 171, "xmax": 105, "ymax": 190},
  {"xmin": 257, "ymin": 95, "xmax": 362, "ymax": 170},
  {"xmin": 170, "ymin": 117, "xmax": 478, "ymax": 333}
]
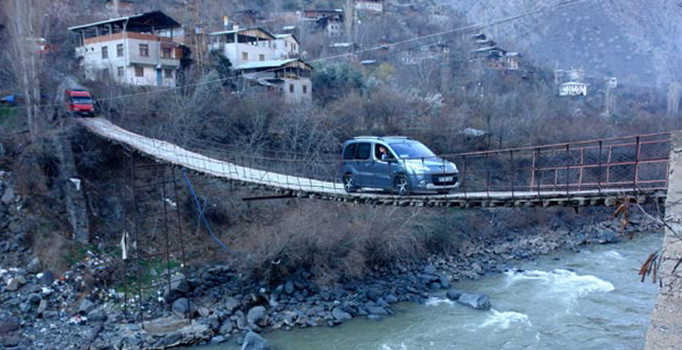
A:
[
  {"xmin": 634, "ymin": 136, "xmax": 640, "ymax": 193},
  {"xmin": 510, "ymin": 150, "xmax": 515, "ymax": 199},
  {"xmin": 486, "ymin": 152, "xmax": 491, "ymax": 199},
  {"xmin": 171, "ymin": 168, "xmax": 191, "ymax": 324},
  {"xmin": 598, "ymin": 141, "xmax": 603, "ymax": 194},
  {"xmin": 122, "ymin": 151, "xmax": 129, "ymax": 320},
  {"xmin": 160, "ymin": 166, "xmax": 172, "ymax": 314},
  {"xmin": 535, "ymin": 147, "xmax": 541, "ymax": 197},
  {"xmin": 578, "ymin": 147, "xmax": 584, "ymax": 191},
  {"xmin": 129, "ymin": 154, "xmax": 144, "ymax": 327},
  {"xmin": 461, "ymin": 155, "xmax": 467, "ymax": 199},
  {"xmin": 565, "ymin": 144, "xmax": 570, "ymax": 196}
]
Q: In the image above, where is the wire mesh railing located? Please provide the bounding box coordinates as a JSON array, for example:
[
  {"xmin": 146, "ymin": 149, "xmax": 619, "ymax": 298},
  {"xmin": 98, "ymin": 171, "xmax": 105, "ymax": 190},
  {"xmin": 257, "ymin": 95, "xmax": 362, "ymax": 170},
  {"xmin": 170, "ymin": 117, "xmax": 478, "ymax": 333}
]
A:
[{"xmin": 82, "ymin": 118, "xmax": 671, "ymax": 200}]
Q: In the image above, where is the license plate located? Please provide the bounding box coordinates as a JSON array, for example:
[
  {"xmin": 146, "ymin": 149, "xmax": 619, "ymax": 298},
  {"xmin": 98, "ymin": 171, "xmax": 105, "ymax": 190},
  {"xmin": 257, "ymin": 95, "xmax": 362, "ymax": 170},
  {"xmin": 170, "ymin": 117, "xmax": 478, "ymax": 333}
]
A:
[{"xmin": 438, "ymin": 176, "xmax": 454, "ymax": 182}]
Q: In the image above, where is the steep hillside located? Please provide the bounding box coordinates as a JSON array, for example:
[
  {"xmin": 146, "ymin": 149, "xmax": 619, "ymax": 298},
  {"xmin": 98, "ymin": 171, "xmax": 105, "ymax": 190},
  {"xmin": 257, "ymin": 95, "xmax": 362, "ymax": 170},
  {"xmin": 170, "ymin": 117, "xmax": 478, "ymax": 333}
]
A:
[{"xmin": 440, "ymin": 0, "xmax": 682, "ymax": 86}]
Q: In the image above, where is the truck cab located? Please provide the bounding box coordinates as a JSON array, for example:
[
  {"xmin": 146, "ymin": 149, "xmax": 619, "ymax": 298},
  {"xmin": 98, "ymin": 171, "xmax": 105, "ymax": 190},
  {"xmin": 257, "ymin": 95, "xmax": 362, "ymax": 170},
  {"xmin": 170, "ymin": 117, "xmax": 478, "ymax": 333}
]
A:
[{"xmin": 64, "ymin": 89, "xmax": 95, "ymax": 117}]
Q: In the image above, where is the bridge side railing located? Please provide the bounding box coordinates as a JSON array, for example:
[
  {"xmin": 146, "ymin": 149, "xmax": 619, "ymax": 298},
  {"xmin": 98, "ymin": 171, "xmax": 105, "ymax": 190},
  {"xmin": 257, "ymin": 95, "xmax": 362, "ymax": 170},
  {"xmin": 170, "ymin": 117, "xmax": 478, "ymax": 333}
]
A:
[
  {"xmin": 87, "ymin": 119, "xmax": 671, "ymax": 197},
  {"xmin": 443, "ymin": 132, "xmax": 670, "ymax": 197}
]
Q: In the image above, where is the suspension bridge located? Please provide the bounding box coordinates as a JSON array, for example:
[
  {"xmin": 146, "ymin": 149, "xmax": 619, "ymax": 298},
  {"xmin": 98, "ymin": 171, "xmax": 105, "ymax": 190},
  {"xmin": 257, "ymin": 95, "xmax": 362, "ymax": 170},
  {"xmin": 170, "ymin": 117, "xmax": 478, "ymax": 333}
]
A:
[
  {"xmin": 78, "ymin": 117, "xmax": 670, "ymax": 208},
  {"xmin": 75, "ymin": 117, "xmax": 682, "ymax": 347}
]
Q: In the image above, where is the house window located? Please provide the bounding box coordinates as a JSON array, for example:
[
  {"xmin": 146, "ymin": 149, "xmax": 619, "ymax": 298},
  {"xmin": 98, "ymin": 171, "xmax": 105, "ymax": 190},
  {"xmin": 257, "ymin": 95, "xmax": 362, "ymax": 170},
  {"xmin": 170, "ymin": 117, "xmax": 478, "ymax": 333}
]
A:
[
  {"xmin": 117, "ymin": 66, "xmax": 124, "ymax": 77},
  {"xmin": 162, "ymin": 47, "xmax": 172, "ymax": 58},
  {"xmin": 139, "ymin": 44, "xmax": 149, "ymax": 57},
  {"xmin": 289, "ymin": 84, "xmax": 294, "ymax": 93},
  {"xmin": 135, "ymin": 66, "xmax": 144, "ymax": 77},
  {"xmin": 164, "ymin": 69, "xmax": 173, "ymax": 78},
  {"xmin": 117, "ymin": 44, "xmax": 123, "ymax": 57},
  {"xmin": 302, "ymin": 85, "xmax": 307, "ymax": 94},
  {"xmin": 259, "ymin": 54, "xmax": 265, "ymax": 61},
  {"xmin": 103, "ymin": 68, "xmax": 109, "ymax": 77},
  {"xmin": 242, "ymin": 52, "xmax": 248, "ymax": 61},
  {"xmin": 101, "ymin": 46, "xmax": 108, "ymax": 59}
]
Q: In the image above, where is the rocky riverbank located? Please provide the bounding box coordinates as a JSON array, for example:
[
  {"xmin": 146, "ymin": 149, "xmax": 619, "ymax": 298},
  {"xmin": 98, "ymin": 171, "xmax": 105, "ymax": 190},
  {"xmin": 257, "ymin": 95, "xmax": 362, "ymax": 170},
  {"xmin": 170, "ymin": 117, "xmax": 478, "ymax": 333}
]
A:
[{"xmin": 0, "ymin": 171, "xmax": 663, "ymax": 349}]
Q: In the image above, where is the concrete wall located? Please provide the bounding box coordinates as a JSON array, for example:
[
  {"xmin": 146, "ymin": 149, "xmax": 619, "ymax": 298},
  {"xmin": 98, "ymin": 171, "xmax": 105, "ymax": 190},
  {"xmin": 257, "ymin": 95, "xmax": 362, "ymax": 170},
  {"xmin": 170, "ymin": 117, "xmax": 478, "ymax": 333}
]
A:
[
  {"xmin": 283, "ymin": 77, "xmax": 312, "ymax": 103},
  {"xmin": 645, "ymin": 131, "xmax": 682, "ymax": 349},
  {"xmin": 225, "ymin": 42, "xmax": 280, "ymax": 66},
  {"xmin": 77, "ymin": 33, "xmax": 180, "ymax": 87}
]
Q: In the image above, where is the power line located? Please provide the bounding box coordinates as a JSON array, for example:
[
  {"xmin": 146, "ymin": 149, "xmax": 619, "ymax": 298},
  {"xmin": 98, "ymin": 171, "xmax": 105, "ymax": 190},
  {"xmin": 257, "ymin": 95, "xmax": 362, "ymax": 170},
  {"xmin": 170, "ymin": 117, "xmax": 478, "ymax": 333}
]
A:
[{"xmin": 3, "ymin": 0, "xmax": 586, "ymax": 111}]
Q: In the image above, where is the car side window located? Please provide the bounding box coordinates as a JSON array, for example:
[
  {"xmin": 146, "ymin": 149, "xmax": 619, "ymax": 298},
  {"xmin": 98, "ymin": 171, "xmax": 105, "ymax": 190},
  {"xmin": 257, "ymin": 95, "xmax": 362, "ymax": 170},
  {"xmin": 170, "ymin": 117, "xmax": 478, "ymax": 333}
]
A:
[
  {"xmin": 374, "ymin": 143, "xmax": 395, "ymax": 161},
  {"xmin": 356, "ymin": 143, "xmax": 371, "ymax": 160},
  {"xmin": 343, "ymin": 143, "xmax": 357, "ymax": 160}
]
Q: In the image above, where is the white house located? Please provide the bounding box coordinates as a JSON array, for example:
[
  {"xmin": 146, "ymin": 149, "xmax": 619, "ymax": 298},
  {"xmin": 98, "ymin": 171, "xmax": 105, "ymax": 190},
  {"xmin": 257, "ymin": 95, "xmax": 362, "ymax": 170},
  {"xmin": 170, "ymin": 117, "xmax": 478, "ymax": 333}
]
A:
[
  {"xmin": 355, "ymin": 0, "xmax": 384, "ymax": 13},
  {"xmin": 559, "ymin": 82, "xmax": 588, "ymax": 96},
  {"xmin": 209, "ymin": 27, "xmax": 312, "ymax": 102},
  {"xmin": 303, "ymin": 9, "xmax": 344, "ymax": 37},
  {"xmin": 69, "ymin": 11, "xmax": 183, "ymax": 87},
  {"xmin": 273, "ymin": 34, "xmax": 300, "ymax": 59}
]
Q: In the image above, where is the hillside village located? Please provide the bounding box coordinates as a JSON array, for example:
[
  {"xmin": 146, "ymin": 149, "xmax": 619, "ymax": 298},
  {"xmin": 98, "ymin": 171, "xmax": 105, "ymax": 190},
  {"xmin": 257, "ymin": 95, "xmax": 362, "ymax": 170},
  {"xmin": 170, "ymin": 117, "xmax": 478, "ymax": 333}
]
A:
[{"xmin": 7, "ymin": 0, "xmax": 619, "ymax": 104}]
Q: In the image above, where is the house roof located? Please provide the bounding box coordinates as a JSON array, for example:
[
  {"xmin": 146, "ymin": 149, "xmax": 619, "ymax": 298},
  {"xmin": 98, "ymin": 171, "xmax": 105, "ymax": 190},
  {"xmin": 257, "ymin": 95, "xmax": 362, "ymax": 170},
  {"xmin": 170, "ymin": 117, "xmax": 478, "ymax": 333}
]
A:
[
  {"xmin": 68, "ymin": 11, "xmax": 180, "ymax": 31},
  {"xmin": 235, "ymin": 58, "xmax": 313, "ymax": 71},
  {"xmin": 330, "ymin": 42, "xmax": 356, "ymax": 48},
  {"xmin": 209, "ymin": 27, "xmax": 276, "ymax": 40},
  {"xmin": 274, "ymin": 33, "xmax": 300, "ymax": 45}
]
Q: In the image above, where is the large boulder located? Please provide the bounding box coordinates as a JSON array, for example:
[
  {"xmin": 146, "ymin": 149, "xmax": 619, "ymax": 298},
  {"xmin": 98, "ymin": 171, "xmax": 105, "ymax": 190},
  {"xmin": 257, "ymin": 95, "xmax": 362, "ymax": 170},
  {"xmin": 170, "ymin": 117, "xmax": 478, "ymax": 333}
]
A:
[
  {"xmin": 332, "ymin": 307, "xmax": 352, "ymax": 322},
  {"xmin": 241, "ymin": 331, "xmax": 270, "ymax": 350},
  {"xmin": 223, "ymin": 297, "xmax": 241, "ymax": 313},
  {"xmin": 172, "ymin": 298, "xmax": 196, "ymax": 319},
  {"xmin": 247, "ymin": 306, "xmax": 267, "ymax": 327},
  {"xmin": 87, "ymin": 308, "xmax": 108, "ymax": 323},
  {"xmin": 446, "ymin": 289, "xmax": 464, "ymax": 301},
  {"xmin": 1, "ymin": 187, "xmax": 14, "ymax": 206},
  {"xmin": 366, "ymin": 305, "xmax": 389, "ymax": 316},
  {"xmin": 27, "ymin": 257, "xmax": 41, "ymax": 275},
  {"xmin": 78, "ymin": 299, "xmax": 96, "ymax": 315},
  {"xmin": 5, "ymin": 278, "xmax": 19, "ymax": 291},
  {"xmin": 164, "ymin": 273, "xmax": 189, "ymax": 302},
  {"xmin": 456, "ymin": 292, "xmax": 491, "ymax": 311}
]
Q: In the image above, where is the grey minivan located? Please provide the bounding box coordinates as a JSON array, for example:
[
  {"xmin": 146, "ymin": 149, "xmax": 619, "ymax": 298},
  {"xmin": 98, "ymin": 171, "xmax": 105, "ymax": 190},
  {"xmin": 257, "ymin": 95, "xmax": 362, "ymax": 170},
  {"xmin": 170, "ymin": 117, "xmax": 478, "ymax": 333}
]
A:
[{"xmin": 339, "ymin": 136, "xmax": 459, "ymax": 195}]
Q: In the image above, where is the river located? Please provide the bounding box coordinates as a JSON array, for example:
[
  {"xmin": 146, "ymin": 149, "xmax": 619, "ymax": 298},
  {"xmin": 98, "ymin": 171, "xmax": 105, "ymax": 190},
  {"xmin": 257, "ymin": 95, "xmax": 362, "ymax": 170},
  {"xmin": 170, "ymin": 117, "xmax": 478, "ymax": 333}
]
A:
[{"xmin": 192, "ymin": 232, "xmax": 662, "ymax": 350}]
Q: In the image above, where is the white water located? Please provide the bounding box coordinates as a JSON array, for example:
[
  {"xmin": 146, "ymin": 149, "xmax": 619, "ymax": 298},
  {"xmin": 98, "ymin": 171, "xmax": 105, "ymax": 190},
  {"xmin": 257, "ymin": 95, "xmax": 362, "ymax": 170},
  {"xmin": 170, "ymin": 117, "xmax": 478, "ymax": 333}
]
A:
[{"xmin": 191, "ymin": 233, "xmax": 662, "ymax": 350}]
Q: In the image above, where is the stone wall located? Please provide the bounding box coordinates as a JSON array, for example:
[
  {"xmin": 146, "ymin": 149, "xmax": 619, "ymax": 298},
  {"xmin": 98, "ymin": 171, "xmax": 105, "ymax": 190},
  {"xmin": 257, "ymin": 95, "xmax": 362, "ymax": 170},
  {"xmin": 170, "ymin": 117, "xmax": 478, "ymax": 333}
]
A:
[{"xmin": 645, "ymin": 131, "xmax": 682, "ymax": 349}]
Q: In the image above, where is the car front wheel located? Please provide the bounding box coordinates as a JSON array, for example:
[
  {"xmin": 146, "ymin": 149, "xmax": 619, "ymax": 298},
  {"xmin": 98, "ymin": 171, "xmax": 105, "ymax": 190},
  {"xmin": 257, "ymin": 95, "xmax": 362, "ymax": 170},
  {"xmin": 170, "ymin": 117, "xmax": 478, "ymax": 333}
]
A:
[
  {"xmin": 343, "ymin": 173, "xmax": 357, "ymax": 193},
  {"xmin": 394, "ymin": 175, "xmax": 411, "ymax": 196}
]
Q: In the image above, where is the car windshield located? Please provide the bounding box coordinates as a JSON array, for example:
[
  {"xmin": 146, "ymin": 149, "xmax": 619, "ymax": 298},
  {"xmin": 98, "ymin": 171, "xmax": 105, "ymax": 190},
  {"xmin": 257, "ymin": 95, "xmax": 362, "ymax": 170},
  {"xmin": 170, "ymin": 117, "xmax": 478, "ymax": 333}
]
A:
[
  {"xmin": 72, "ymin": 97, "xmax": 92, "ymax": 105},
  {"xmin": 389, "ymin": 141, "xmax": 436, "ymax": 159}
]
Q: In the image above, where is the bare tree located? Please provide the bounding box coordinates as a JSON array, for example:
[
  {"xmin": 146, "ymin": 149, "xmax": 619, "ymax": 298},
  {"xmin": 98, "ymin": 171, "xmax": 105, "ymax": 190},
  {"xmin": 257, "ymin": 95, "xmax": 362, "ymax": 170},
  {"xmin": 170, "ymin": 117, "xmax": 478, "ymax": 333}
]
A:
[{"xmin": 2, "ymin": 0, "xmax": 46, "ymax": 140}]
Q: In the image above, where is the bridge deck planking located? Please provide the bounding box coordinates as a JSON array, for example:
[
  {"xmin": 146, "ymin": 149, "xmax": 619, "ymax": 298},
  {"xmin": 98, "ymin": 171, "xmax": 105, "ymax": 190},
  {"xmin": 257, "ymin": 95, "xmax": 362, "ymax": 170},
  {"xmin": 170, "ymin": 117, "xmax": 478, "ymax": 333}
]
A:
[{"xmin": 79, "ymin": 118, "xmax": 666, "ymax": 207}]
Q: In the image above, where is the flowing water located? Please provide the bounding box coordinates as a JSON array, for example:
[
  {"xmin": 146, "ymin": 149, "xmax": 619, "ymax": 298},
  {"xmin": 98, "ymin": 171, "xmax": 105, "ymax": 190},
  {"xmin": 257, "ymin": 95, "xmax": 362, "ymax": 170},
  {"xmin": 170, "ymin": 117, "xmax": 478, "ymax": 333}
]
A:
[{"xmin": 193, "ymin": 232, "xmax": 662, "ymax": 350}]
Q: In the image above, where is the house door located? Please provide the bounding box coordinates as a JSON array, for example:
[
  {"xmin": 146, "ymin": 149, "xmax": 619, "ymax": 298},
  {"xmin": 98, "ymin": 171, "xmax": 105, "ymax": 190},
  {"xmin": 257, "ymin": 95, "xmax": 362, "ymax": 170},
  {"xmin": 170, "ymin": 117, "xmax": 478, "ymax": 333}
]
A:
[{"xmin": 156, "ymin": 69, "xmax": 162, "ymax": 87}]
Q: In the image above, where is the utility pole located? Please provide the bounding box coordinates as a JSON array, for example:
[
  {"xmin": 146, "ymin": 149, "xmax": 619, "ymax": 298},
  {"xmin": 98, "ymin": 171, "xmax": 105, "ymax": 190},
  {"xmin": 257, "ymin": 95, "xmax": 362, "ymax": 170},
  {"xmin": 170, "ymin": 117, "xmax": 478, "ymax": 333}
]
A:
[
  {"xmin": 344, "ymin": 0, "xmax": 355, "ymax": 42},
  {"xmin": 188, "ymin": 0, "xmax": 206, "ymax": 72},
  {"xmin": 112, "ymin": 0, "xmax": 120, "ymax": 17},
  {"xmin": 605, "ymin": 83, "xmax": 612, "ymax": 116}
]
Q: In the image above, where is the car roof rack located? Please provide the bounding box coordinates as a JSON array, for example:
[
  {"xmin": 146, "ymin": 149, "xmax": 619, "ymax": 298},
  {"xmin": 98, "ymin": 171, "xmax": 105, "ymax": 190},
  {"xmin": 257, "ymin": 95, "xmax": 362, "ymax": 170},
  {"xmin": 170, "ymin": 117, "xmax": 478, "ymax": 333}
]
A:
[{"xmin": 350, "ymin": 136, "xmax": 412, "ymax": 140}]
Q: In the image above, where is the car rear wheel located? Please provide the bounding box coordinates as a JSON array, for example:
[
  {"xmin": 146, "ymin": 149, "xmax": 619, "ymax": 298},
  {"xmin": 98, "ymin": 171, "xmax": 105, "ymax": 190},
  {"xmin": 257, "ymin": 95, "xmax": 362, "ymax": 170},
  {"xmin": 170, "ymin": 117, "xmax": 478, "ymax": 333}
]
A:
[
  {"xmin": 343, "ymin": 173, "xmax": 357, "ymax": 193},
  {"xmin": 394, "ymin": 175, "xmax": 411, "ymax": 196}
]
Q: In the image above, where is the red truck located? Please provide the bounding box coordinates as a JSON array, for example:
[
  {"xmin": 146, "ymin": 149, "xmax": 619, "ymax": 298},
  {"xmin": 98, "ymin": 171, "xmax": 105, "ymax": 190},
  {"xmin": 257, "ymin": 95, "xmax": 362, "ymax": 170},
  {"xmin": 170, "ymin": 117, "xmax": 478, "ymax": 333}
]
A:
[{"xmin": 63, "ymin": 89, "xmax": 95, "ymax": 117}]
